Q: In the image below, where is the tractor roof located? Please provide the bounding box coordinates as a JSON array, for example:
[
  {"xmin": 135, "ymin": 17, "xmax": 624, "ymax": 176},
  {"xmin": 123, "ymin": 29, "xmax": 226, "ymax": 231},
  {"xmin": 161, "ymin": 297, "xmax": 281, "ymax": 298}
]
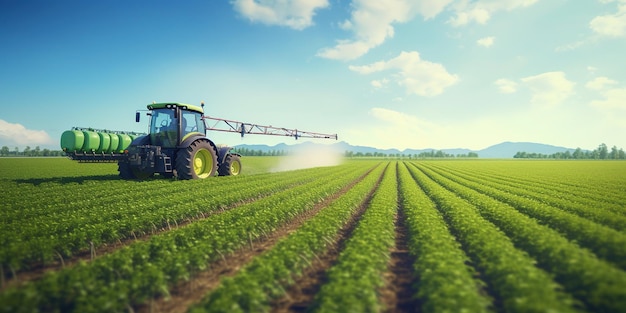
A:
[{"xmin": 147, "ymin": 102, "xmax": 204, "ymax": 114}]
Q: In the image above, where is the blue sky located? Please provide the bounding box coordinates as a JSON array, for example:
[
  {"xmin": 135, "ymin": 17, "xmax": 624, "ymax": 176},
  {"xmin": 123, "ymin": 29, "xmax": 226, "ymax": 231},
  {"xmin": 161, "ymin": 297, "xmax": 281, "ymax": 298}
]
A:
[{"xmin": 1, "ymin": 0, "xmax": 625, "ymax": 151}]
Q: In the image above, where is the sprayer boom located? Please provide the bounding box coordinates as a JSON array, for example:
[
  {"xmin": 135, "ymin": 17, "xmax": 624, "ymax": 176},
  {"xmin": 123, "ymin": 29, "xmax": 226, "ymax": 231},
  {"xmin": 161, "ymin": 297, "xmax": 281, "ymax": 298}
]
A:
[{"xmin": 203, "ymin": 116, "xmax": 338, "ymax": 140}]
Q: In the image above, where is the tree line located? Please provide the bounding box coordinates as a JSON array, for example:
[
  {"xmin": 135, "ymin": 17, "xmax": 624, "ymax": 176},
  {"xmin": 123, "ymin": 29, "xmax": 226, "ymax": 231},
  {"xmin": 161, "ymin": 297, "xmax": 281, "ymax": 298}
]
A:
[
  {"xmin": 231, "ymin": 148, "xmax": 479, "ymax": 159},
  {"xmin": 514, "ymin": 143, "xmax": 626, "ymax": 159},
  {"xmin": 344, "ymin": 150, "xmax": 479, "ymax": 159},
  {"xmin": 0, "ymin": 146, "xmax": 65, "ymax": 157},
  {"xmin": 231, "ymin": 148, "xmax": 289, "ymax": 157}
]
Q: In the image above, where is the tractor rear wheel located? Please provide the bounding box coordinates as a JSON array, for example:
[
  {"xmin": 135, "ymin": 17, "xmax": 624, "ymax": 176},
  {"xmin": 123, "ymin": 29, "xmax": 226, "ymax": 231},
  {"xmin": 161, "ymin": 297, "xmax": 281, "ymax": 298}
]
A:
[
  {"xmin": 218, "ymin": 154, "xmax": 242, "ymax": 176},
  {"xmin": 175, "ymin": 139, "xmax": 217, "ymax": 179}
]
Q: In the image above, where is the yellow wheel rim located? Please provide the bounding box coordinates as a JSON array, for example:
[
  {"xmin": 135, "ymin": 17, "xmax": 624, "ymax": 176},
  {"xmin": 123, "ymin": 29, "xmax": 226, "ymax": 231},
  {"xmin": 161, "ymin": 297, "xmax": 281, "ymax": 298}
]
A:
[
  {"xmin": 193, "ymin": 148, "xmax": 213, "ymax": 178},
  {"xmin": 230, "ymin": 160, "xmax": 241, "ymax": 176}
]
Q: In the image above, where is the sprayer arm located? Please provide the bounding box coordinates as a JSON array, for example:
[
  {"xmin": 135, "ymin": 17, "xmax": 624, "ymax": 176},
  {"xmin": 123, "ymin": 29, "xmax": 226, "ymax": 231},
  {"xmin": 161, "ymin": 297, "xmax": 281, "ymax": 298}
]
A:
[{"xmin": 202, "ymin": 116, "xmax": 337, "ymax": 140}]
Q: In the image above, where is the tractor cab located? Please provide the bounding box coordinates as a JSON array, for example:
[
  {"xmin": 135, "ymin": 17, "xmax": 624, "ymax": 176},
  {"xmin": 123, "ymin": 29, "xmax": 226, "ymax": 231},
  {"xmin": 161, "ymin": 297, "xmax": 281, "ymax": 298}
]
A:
[{"xmin": 143, "ymin": 103, "xmax": 206, "ymax": 148}]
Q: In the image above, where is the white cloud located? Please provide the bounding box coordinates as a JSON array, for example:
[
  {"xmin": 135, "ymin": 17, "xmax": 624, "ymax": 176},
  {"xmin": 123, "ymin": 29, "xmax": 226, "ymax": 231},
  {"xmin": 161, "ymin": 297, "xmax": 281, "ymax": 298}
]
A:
[
  {"xmin": 371, "ymin": 78, "xmax": 389, "ymax": 88},
  {"xmin": 232, "ymin": 0, "xmax": 329, "ymax": 30},
  {"xmin": 587, "ymin": 75, "xmax": 626, "ymax": 109},
  {"xmin": 590, "ymin": 2, "xmax": 626, "ymax": 36},
  {"xmin": 414, "ymin": 0, "xmax": 456, "ymax": 19},
  {"xmin": 521, "ymin": 71, "xmax": 575, "ymax": 107},
  {"xmin": 366, "ymin": 107, "xmax": 445, "ymax": 149},
  {"xmin": 349, "ymin": 51, "xmax": 458, "ymax": 97},
  {"xmin": 494, "ymin": 78, "xmax": 518, "ymax": 93},
  {"xmin": 477, "ymin": 36, "xmax": 495, "ymax": 47},
  {"xmin": 370, "ymin": 107, "xmax": 419, "ymax": 125},
  {"xmin": 586, "ymin": 76, "xmax": 618, "ymax": 91},
  {"xmin": 448, "ymin": 0, "xmax": 540, "ymax": 27},
  {"xmin": 448, "ymin": 8, "xmax": 490, "ymax": 26},
  {"xmin": 0, "ymin": 120, "xmax": 54, "ymax": 146},
  {"xmin": 317, "ymin": 0, "xmax": 454, "ymax": 61},
  {"xmin": 555, "ymin": 40, "xmax": 586, "ymax": 52},
  {"xmin": 591, "ymin": 87, "xmax": 626, "ymax": 109}
]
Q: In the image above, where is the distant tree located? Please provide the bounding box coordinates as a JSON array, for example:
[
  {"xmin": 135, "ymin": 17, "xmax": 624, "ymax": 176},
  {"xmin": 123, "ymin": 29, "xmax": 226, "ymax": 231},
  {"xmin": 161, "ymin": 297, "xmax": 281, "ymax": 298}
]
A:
[
  {"xmin": 24, "ymin": 146, "xmax": 31, "ymax": 157},
  {"xmin": 14, "ymin": 146, "xmax": 19, "ymax": 156},
  {"xmin": 34, "ymin": 146, "xmax": 41, "ymax": 157},
  {"xmin": 0, "ymin": 146, "xmax": 8, "ymax": 156},
  {"xmin": 598, "ymin": 143, "xmax": 608, "ymax": 159},
  {"xmin": 610, "ymin": 145, "xmax": 619, "ymax": 159},
  {"xmin": 572, "ymin": 148, "xmax": 583, "ymax": 159},
  {"xmin": 468, "ymin": 152, "xmax": 478, "ymax": 158}
]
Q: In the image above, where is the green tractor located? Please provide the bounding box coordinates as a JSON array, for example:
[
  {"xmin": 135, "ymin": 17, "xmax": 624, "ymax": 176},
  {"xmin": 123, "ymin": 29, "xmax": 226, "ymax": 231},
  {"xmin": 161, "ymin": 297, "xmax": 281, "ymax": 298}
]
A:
[
  {"xmin": 120, "ymin": 102, "xmax": 241, "ymax": 179},
  {"xmin": 61, "ymin": 102, "xmax": 336, "ymax": 180}
]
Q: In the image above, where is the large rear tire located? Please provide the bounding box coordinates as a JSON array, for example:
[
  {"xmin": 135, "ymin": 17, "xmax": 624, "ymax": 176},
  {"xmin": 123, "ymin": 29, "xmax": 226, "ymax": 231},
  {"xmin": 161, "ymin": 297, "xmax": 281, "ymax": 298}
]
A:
[
  {"xmin": 218, "ymin": 154, "xmax": 242, "ymax": 176},
  {"xmin": 118, "ymin": 162, "xmax": 154, "ymax": 180},
  {"xmin": 175, "ymin": 139, "xmax": 218, "ymax": 179}
]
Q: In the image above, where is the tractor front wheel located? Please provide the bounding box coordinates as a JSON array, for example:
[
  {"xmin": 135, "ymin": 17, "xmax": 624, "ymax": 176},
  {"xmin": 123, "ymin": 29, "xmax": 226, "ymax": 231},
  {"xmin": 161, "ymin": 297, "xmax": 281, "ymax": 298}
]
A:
[
  {"xmin": 175, "ymin": 139, "xmax": 218, "ymax": 179},
  {"xmin": 218, "ymin": 154, "xmax": 242, "ymax": 176}
]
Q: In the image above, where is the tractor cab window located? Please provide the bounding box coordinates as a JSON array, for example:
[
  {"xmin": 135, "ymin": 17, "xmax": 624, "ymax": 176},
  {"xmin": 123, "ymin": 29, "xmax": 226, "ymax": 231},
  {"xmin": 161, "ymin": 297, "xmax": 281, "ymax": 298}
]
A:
[
  {"xmin": 181, "ymin": 111, "xmax": 206, "ymax": 137},
  {"xmin": 150, "ymin": 108, "xmax": 178, "ymax": 148}
]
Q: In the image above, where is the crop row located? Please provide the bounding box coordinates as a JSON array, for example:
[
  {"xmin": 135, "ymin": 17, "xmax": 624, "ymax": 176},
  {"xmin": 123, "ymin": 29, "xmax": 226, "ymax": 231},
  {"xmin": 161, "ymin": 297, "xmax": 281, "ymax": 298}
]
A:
[
  {"xmin": 418, "ymin": 162, "xmax": 626, "ymax": 269},
  {"xmin": 0, "ymin": 162, "xmax": 377, "ymax": 312},
  {"xmin": 1, "ymin": 165, "xmax": 363, "ymax": 273},
  {"xmin": 312, "ymin": 162, "xmax": 397, "ymax": 312},
  {"xmin": 427, "ymin": 162, "xmax": 626, "ymax": 224},
  {"xmin": 432, "ymin": 161, "xmax": 626, "ymax": 211},
  {"xmin": 410, "ymin": 162, "xmax": 626, "ymax": 312},
  {"xmin": 397, "ymin": 162, "xmax": 490, "ymax": 312},
  {"xmin": 189, "ymin": 163, "xmax": 386, "ymax": 312},
  {"xmin": 405, "ymin": 162, "xmax": 578, "ymax": 312}
]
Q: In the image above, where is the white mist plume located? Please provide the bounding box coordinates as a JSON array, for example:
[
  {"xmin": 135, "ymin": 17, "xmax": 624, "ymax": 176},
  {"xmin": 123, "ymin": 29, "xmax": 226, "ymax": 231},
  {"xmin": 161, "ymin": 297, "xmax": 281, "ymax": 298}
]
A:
[{"xmin": 271, "ymin": 143, "xmax": 343, "ymax": 172}]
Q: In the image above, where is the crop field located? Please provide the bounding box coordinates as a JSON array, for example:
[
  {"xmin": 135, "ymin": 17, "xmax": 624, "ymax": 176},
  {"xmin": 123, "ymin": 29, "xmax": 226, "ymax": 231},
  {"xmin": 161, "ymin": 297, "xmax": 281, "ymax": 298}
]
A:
[{"xmin": 1, "ymin": 157, "xmax": 625, "ymax": 313}]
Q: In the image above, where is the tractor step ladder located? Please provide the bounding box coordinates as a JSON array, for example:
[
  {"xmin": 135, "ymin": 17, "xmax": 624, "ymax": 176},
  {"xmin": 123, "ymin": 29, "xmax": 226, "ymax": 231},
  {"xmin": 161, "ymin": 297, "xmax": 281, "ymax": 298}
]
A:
[{"xmin": 163, "ymin": 156, "xmax": 172, "ymax": 172}]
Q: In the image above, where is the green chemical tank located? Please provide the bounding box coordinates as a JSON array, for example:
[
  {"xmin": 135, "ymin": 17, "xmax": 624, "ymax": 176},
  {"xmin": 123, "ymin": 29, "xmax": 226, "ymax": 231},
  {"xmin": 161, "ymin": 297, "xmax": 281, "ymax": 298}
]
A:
[
  {"xmin": 61, "ymin": 128, "xmax": 145, "ymax": 154},
  {"xmin": 81, "ymin": 130, "xmax": 100, "ymax": 152},
  {"xmin": 96, "ymin": 132, "xmax": 111, "ymax": 153},
  {"xmin": 60, "ymin": 130, "xmax": 85, "ymax": 153},
  {"xmin": 108, "ymin": 133, "xmax": 120, "ymax": 153},
  {"xmin": 117, "ymin": 134, "xmax": 132, "ymax": 153}
]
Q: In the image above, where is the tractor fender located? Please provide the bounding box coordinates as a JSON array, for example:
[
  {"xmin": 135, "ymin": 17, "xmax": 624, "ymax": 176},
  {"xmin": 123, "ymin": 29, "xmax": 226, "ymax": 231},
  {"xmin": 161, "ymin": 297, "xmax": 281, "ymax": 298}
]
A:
[
  {"xmin": 216, "ymin": 146, "xmax": 239, "ymax": 164},
  {"xmin": 179, "ymin": 134, "xmax": 217, "ymax": 153}
]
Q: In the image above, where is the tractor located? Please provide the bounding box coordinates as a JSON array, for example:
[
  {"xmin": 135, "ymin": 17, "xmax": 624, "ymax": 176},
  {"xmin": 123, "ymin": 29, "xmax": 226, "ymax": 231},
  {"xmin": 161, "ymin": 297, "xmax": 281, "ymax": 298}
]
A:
[{"xmin": 61, "ymin": 102, "xmax": 337, "ymax": 179}]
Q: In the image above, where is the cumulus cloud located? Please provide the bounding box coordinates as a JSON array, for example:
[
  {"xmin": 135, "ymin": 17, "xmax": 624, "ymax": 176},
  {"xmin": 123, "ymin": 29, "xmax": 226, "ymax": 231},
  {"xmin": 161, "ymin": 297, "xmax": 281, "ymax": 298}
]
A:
[
  {"xmin": 371, "ymin": 78, "xmax": 389, "ymax": 88},
  {"xmin": 232, "ymin": 0, "xmax": 329, "ymax": 30},
  {"xmin": 448, "ymin": 8, "xmax": 490, "ymax": 26},
  {"xmin": 590, "ymin": 1, "xmax": 626, "ymax": 37},
  {"xmin": 317, "ymin": 0, "xmax": 454, "ymax": 61},
  {"xmin": 521, "ymin": 71, "xmax": 575, "ymax": 107},
  {"xmin": 0, "ymin": 120, "xmax": 54, "ymax": 146},
  {"xmin": 477, "ymin": 36, "xmax": 495, "ymax": 47},
  {"xmin": 494, "ymin": 78, "xmax": 518, "ymax": 93},
  {"xmin": 448, "ymin": 0, "xmax": 540, "ymax": 27},
  {"xmin": 587, "ymin": 75, "xmax": 626, "ymax": 109},
  {"xmin": 366, "ymin": 107, "xmax": 445, "ymax": 149},
  {"xmin": 586, "ymin": 76, "xmax": 618, "ymax": 91},
  {"xmin": 370, "ymin": 107, "xmax": 420, "ymax": 125},
  {"xmin": 591, "ymin": 87, "xmax": 626, "ymax": 109},
  {"xmin": 317, "ymin": 0, "xmax": 540, "ymax": 60},
  {"xmin": 349, "ymin": 51, "xmax": 458, "ymax": 97}
]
